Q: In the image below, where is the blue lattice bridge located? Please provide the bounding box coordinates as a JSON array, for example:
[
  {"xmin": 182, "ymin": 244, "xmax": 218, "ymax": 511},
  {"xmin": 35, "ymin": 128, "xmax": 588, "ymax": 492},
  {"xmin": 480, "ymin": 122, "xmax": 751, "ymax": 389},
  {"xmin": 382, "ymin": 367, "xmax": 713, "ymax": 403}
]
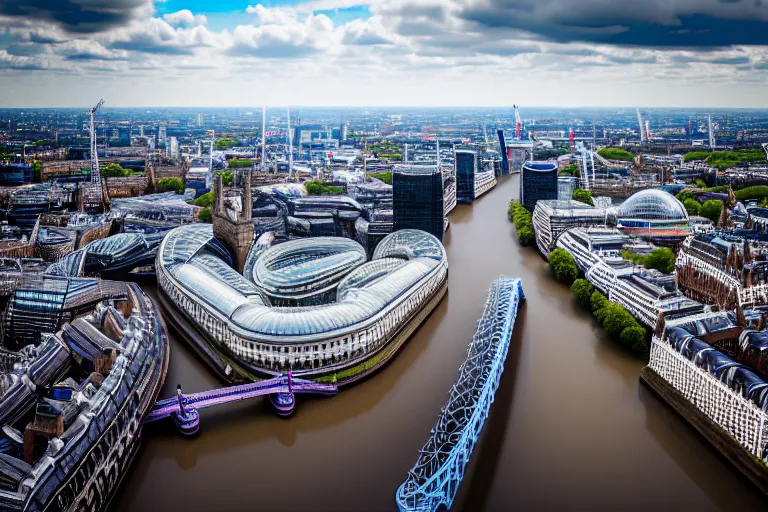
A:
[{"xmin": 395, "ymin": 277, "xmax": 525, "ymax": 512}]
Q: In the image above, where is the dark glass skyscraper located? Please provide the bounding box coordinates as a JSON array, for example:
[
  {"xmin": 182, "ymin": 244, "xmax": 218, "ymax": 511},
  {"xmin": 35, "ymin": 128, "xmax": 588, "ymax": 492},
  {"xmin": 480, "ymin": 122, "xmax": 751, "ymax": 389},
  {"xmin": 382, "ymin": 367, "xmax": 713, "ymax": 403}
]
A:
[
  {"xmin": 393, "ymin": 166, "xmax": 445, "ymax": 242},
  {"xmin": 520, "ymin": 161, "xmax": 558, "ymax": 211},
  {"xmin": 455, "ymin": 149, "xmax": 478, "ymax": 203}
]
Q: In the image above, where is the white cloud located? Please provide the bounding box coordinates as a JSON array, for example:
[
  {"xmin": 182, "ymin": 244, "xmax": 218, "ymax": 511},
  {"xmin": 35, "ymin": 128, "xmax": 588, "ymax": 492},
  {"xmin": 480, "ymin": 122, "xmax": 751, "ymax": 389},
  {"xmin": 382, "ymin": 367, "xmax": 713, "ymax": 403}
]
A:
[{"xmin": 162, "ymin": 10, "xmax": 208, "ymax": 28}]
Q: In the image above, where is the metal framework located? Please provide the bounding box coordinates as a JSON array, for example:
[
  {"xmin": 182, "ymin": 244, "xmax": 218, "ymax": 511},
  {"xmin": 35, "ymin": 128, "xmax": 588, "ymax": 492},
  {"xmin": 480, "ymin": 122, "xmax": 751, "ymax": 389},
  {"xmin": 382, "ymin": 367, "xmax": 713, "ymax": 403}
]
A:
[{"xmin": 395, "ymin": 277, "xmax": 525, "ymax": 512}]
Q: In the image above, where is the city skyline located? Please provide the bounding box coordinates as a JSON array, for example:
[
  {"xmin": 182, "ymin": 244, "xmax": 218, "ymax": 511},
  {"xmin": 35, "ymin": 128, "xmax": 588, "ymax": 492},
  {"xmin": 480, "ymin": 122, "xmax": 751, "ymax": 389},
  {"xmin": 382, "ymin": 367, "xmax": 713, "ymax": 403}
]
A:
[{"xmin": 1, "ymin": 0, "xmax": 768, "ymax": 108}]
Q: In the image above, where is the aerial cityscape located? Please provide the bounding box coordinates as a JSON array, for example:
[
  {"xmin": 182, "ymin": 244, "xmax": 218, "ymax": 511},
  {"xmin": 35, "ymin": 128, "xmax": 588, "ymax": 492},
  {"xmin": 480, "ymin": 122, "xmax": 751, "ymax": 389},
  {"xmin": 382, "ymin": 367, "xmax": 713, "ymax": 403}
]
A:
[{"xmin": 2, "ymin": 1, "xmax": 768, "ymax": 511}]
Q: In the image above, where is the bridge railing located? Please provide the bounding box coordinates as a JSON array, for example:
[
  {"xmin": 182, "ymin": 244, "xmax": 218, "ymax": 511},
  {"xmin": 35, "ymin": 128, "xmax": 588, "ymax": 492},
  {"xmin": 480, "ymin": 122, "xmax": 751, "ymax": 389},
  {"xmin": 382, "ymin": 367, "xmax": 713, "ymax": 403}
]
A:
[{"xmin": 395, "ymin": 277, "xmax": 525, "ymax": 512}]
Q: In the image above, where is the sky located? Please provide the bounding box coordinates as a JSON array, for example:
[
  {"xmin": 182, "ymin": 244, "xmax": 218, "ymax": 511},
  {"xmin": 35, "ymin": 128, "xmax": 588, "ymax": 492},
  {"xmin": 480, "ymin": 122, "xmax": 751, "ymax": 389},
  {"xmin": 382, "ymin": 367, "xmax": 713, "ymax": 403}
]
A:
[{"xmin": 1, "ymin": 0, "xmax": 768, "ymax": 108}]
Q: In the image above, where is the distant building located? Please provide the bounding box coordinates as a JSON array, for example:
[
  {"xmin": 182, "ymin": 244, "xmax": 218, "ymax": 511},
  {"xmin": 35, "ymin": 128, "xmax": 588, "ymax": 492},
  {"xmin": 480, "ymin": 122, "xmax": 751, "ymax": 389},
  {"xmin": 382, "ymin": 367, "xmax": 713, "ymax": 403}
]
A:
[
  {"xmin": 454, "ymin": 149, "xmax": 496, "ymax": 203},
  {"xmin": 168, "ymin": 136, "xmax": 179, "ymax": 159},
  {"xmin": 532, "ymin": 199, "xmax": 607, "ymax": 256},
  {"xmin": 197, "ymin": 113, "xmax": 204, "ymax": 127},
  {"xmin": 393, "ymin": 166, "xmax": 445, "ymax": 242},
  {"xmin": 520, "ymin": 161, "xmax": 558, "ymax": 211}
]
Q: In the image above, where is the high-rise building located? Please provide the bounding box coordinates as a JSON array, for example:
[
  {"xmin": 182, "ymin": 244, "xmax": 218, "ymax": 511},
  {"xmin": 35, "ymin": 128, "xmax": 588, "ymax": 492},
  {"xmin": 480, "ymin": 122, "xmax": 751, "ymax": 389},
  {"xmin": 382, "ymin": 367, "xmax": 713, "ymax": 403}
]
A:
[
  {"xmin": 455, "ymin": 149, "xmax": 478, "ymax": 203},
  {"xmin": 393, "ymin": 166, "xmax": 445, "ymax": 242},
  {"xmin": 197, "ymin": 113, "xmax": 204, "ymax": 127},
  {"xmin": 159, "ymin": 124, "xmax": 167, "ymax": 143},
  {"xmin": 520, "ymin": 161, "xmax": 558, "ymax": 211},
  {"xmin": 168, "ymin": 136, "xmax": 179, "ymax": 159}
]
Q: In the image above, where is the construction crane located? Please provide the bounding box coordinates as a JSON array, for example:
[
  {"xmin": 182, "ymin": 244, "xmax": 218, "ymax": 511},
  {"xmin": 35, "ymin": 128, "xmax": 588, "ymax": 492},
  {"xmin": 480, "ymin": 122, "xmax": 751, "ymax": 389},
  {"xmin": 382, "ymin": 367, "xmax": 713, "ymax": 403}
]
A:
[
  {"xmin": 514, "ymin": 105, "xmax": 521, "ymax": 140},
  {"xmin": 569, "ymin": 126, "xmax": 575, "ymax": 152},
  {"xmin": 646, "ymin": 120, "xmax": 652, "ymax": 142},
  {"xmin": 636, "ymin": 108, "xmax": 646, "ymax": 143},
  {"xmin": 87, "ymin": 99, "xmax": 104, "ymax": 185}
]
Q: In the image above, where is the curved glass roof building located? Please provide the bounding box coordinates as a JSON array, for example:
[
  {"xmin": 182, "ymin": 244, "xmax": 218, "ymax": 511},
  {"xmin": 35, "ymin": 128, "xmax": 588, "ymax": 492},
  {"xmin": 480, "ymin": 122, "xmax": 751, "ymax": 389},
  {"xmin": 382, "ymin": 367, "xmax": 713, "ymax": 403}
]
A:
[
  {"xmin": 156, "ymin": 225, "xmax": 448, "ymax": 385},
  {"xmin": 616, "ymin": 189, "xmax": 691, "ymax": 238}
]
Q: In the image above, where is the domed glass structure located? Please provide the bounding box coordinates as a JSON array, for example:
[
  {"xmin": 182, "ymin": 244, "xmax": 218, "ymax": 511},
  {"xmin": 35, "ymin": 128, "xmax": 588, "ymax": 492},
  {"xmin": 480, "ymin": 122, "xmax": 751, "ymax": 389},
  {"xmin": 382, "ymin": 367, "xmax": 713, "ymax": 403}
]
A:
[{"xmin": 616, "ymin": 189, "xmax": 691, "ymax": 238}]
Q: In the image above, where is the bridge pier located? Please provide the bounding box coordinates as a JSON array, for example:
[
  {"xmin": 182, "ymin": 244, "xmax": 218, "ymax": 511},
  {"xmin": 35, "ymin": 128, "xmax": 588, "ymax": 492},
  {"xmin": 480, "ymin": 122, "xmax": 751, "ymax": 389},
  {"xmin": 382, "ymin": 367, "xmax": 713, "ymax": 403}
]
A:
[
  {"xmin": 269, "ymin": 371, "xmax": 295, "ymax": 417},
  {"xmin": 172, "ymin": 385, "xmax": 200, "ymax": 436}
]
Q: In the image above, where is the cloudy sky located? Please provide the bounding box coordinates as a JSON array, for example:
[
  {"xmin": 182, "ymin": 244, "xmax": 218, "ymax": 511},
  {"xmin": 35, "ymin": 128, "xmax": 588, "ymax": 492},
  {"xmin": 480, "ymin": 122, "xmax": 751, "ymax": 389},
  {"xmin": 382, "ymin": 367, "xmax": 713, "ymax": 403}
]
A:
[{"xmin": 1, "ymin": 0, "xmax": 768, "ymax": 107}]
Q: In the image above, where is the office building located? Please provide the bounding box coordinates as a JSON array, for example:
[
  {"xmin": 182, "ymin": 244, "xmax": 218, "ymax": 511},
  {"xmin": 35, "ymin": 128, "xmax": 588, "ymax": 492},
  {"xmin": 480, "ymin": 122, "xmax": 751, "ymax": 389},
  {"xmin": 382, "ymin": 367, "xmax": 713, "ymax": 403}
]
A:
[
  {"xmin": 520, "ymin": 161, "xmax": 558, "ymax": 212},
  {"xmin": 393, "ymin": 166, "xmax": 445, "ymax": 242}
]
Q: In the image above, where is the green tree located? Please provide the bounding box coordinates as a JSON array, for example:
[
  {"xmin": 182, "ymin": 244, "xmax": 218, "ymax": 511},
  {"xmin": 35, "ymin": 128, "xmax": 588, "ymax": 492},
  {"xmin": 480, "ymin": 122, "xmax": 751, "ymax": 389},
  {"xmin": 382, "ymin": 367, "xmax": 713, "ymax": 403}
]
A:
[
  {"xmin": 675, "ymin": 189, "xmax": 695, "ymax": 202},
  {"xmin": 548, "ymin": 248, "xmax": 578, "ymax": 284},
  {"xmin": 559, "ymin": 164, "xmax": 579, "ymax": 177},
  {"xmin": 572, "ymin": 188, "xmax": 594, "ymax": 206},
  {"xmin": 517, "ymin": 225, "xmax": 534, "ymax": 246},
  {"xmin": 571, "ymin": 279, "xmax": 594, "ymax": 308},
  {"xmin": 228, "ymin": 159, "xmax": 254, "ymax": 169},
  {"xmin": 682, "ymin": 198, "xmax": 701, "ymax": 216},
  {"xmin": 157, "ymin": 178, "xmax": 184, "ymax": 194},
  {"xmin": 508, "ymin": 200, "xmax": 534, "ymax": 246},
  {"xmin": 215, "ymin": 170, "xmax": 233, "ymax": 187},
  {"xmin": 700, "ymin": 199, "xmax": 723, "ymax": 223},
  {"xmin": 735, "ymin": 186, "xmax": 768, "ymax": 203},
  {"xmin": 100, "ymin": 163, "xmax": 135, "ymax": 177},
  {"xmin": 305, "ymin": 181, "xmax": 345, "ymax": 196},
  {"xmin": 590, "ymin": 291, "xmax": 608, "ymax": 312},
  {"xmin": 602, "ymin": 304, "xmax": 638, "ymax": 337},
  {"xmin": 31, "ymin": 161, "xmax": 41, "ymax": 183},
  {"xmin": 643, "ymin": 248, "xmax": 676, "ymax": 274},
  {"xmin": 683, "ymin": 151, "xmax": 709, "ymax": 162},
  {"xmin": 198, "ymin": 208, "xmax": 213, "ymax": 223},
  {"xmin": 621, "ymin": 326, "xmax": 648, "ymax": 354}
]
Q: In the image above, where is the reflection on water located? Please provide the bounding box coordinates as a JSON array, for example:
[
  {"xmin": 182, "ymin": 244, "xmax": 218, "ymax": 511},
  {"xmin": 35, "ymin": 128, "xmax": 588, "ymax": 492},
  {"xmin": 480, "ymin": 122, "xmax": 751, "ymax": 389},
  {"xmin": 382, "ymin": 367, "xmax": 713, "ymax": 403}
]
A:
[{"xmin": 113, "ymin": 176, "xmax": 768, "ymax": 512}]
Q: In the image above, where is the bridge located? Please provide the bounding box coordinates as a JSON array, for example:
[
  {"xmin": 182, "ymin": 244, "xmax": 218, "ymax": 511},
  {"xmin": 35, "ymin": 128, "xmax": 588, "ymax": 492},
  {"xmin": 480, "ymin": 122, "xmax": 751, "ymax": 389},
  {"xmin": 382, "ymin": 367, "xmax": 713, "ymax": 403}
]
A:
[
  {"xmin": 395, "ymin": 277, "xmax": 525, "ymax": 512},
  {"xmin": 145, "ymin": 372, "xmax": 337, "ymax": 435}
]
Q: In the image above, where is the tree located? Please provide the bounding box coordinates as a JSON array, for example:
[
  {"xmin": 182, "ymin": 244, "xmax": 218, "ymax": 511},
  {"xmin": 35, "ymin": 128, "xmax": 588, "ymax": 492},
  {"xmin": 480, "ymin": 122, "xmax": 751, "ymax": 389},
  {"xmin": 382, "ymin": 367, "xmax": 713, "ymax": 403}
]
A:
[
  {"xmin": 682, "ymin": 198, "xmax": 701, "ymax": 216},
  {"xmin": 571, "ymin": 279, "xmax": 594, "ymax": 308},
  {"xmin": 643, "ymin": 248, "xmax": 676, "ymax": 274},
  {"xmin": 370, "ymin": 172, "xmax": 392, "ymax": 185},
  {"xmin": 621, "ymin": 326, "xmax": 648, "ymax": 354},
  {"xmin": 548, "ymin": 248, "xmax": 578, "ymax": 284},
  {"xmin": 157, "ymin": 178, "xmax": 184, "ymax": 194},
  {"xmin": 305, "ymin": 181, "xmax": 345, "ymax": 196},
  {"xmin": 517, "ymin": 225, "xmax": 534, "ymax": 246},
  {"xmin": 198, "ymin": 208, "xmax": 213, "ymax": 223},
  {"xmin": 597, "ymin": 148, "xmax": 634, "ymax": 162},
  {"xmin": 590, "ymin": 291, "xmax": 608, "ymax": 312},
  {"xmin": 572, "ymin": 188, "xmax": 594, "ymax": 206},
  {"xmin": 700, "ymin": 199, "xmax": 723, "ymax": 223},
  {"xmin": 602, "ymin": 304, "xmax": 638, "ymax": 337},
  {"xmin": 31, "ymin": 161, "xmax": 41, "ymax": 183},
  {"xmin": 559, "ymin": 164, "xmax": 579, "ymax": 177}
]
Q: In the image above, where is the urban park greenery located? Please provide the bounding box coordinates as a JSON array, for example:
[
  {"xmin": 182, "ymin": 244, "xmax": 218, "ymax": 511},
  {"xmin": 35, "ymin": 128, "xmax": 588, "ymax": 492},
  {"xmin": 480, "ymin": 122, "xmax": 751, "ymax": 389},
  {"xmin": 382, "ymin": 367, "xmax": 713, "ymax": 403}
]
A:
[
  {"xmin": 198, "ymin": 208, "xmax": 213, "ymax": 223},
  {"xmin": 621, "ymin": 248, "xmax": 676, "ymax": 274},
  {"xmin": 369, "ymin": 172, "xmax": 392, "ymax": 185},
  {"xmin": 682, "ymin": 198, "xmax": 701, "ymax": 216},
  {"xmin": 597, "ymin": 148, "xmax": 634, "ymax": 162},
  {"xmin": 191, "ymin": 191, "xmax": 214, "ymax": 208}
]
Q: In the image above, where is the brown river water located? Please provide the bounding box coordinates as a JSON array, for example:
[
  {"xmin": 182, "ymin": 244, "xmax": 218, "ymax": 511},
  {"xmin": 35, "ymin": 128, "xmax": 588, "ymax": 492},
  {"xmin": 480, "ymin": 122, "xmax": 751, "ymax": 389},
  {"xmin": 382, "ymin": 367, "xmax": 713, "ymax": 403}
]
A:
[{"xmin": 112, "ymin": 175, "xmax": 768, "ymax": 511}]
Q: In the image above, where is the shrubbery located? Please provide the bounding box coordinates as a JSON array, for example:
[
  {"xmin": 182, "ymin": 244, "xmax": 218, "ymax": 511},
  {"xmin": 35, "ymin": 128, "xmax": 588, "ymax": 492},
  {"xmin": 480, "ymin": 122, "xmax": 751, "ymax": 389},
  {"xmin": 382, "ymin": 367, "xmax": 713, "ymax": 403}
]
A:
[
  {"xmin": 584, "ymin": 291, "xmax": 649, "ymax": 355},
  {"xmin": 559, "ymin": 164, "xmax": 579, "ymax": 177},
  {"xmin": 157, "ymin": 178, "xmax": 184, "ymax": 194},
  {"xmin": 572, "ymin": 188, "xmax": 594, "ymax": 206},
  {"xmin": 571, "ymin": 279, "xmax": 594, "ymax": 308},
  {"xmin": 700, "ymin": 199, "xmax": 723, "ymax": 223},
  {"xmin": 228, "ymin": 159, "xmax": 254, "ymax": 169},
  {"xmin": 621, "ymin": 248, "xmax": 676, "ymax": 274},
  {"xmin": 100, "ymin": 163, "xmax": 137, "ymax": 178},
  {"xmin": 508, "ymin": 200, "xmax": 534, "ymax": 247},
  {"xmin": 682, "ymin": 198, "xmax": 701, "ymax": 216},
  {"xmin": 548, "ymin": 248, "xmax": 578, "ymax": 284},
  {"xmin": 191, "ymin": 191, "xmax": 213, "ymax": 207},
  {"xmin": 735, "ymin": 186, "xmax": 768, "ymax": 203},
  {"xmin": 305, "ymin": 181, "xmax": 345, "ymax": 196},
  {"xmin": 597, "ymin": 148, "xmax": 634, "ymax": 162},
  {"xmin": 198, "ymin": 208, "xmax": 212, "ymax": 223}
]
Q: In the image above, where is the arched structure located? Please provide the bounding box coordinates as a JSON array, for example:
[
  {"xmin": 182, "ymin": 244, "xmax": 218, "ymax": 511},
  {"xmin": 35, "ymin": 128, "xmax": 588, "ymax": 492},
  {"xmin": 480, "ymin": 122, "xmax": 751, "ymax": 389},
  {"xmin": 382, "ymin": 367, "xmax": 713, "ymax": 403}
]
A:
[{"xmin": 156, "ymin": 225, "xmax": 448, "ymax": 385}]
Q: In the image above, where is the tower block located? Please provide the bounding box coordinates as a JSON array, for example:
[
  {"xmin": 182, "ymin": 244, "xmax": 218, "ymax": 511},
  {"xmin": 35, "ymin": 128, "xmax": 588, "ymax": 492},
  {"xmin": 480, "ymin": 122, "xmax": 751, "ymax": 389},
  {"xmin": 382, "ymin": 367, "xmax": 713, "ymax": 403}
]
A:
[{"xmin": 212, "ymin": 171, "xmax": 254, "ymax": 274}]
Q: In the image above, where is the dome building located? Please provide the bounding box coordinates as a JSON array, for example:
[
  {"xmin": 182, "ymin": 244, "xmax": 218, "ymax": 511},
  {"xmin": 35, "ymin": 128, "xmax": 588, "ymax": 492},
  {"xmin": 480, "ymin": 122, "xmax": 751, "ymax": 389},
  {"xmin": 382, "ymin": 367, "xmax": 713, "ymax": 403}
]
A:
[{"xmin": 616, "ymin": 189, "xmax": 691, "ymax": 239}]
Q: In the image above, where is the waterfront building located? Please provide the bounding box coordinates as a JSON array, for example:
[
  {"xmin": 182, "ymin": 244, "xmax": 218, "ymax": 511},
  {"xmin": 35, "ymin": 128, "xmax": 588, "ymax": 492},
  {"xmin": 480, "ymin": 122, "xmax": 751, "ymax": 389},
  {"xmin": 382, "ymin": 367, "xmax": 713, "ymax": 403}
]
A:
[
  {"xmin": 676, "ymin": 231, "xmax": 768, "ymax": 309},
  {"xmin": 393, "ymin": 166, "xmax": 445, "ymax": 242},
  {"xmin": 454, "ymin": 149, "xmax": 496, "ymax": 203},
  {"xmin": 644, "ymin": 312, "xmax": 768, "ymax": 486},
  {"xmin": 557, "ymin": 227, "xmax": 703, "ymax": 328},
  {"xmin": 520, "ymin": 162, "xmax": 558, "ymax": 212},
  {"xmin": 0, "ymin": 279, "xmax": 168, "ymax": 510},
  {"xmin": 531, "ymin": 200, "xmax": 607, "ymax": 256},
  {"xmin": 156, "ymin": 225, "xmax": 448, "ymax": 385},
  {"xmin": 616, "ymin": 189, "xmax": 691, "ymax": 240}
]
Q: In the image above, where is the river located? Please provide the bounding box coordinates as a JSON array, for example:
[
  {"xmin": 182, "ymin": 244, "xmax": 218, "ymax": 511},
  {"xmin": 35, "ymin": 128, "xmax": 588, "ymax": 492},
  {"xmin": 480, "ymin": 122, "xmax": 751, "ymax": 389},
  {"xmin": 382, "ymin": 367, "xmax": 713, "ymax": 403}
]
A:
[{"xmin": 113, "ymin": 174, "xmax": 768, "ymax": 511}]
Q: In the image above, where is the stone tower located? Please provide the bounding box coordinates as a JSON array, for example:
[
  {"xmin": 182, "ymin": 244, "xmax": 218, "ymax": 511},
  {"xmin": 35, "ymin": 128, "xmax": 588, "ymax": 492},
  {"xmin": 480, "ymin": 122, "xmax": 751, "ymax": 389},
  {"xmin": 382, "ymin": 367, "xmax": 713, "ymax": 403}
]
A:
[{"xmin": 213, "ymin": 170, "xmax": 254, "ymax": 274}]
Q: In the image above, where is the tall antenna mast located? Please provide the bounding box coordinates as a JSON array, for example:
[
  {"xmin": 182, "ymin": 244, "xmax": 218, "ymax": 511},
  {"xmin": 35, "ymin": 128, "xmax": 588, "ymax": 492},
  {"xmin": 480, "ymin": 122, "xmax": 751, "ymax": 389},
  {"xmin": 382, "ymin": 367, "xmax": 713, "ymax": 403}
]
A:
[
  {"xmin": 88, "ymin": 98, "xmax": 104, "ymax": 185},
  {"xmin": 261, "ymin": 105, "xmax": 267, "ymax": 174},
  {"xmin": 287, "ymin": 106, "xmax": 293, "ymax": 180}
]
